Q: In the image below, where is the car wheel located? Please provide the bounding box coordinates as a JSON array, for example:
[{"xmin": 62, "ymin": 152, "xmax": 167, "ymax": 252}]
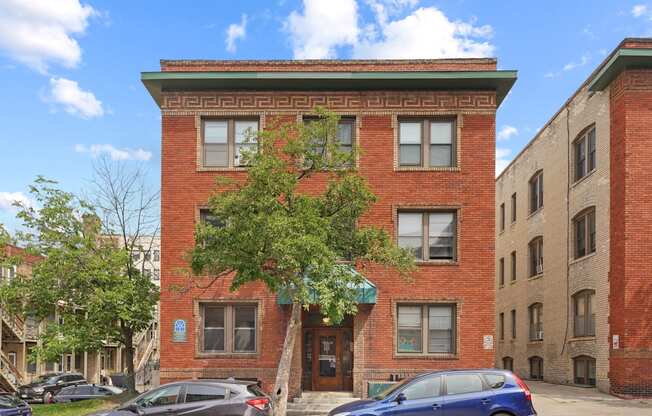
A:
[
  {"xmin": 492, "ymin": 413, "xmax": 513, "ymax": 416},
  {"xmin": 43, "ymin": 392, "xmax": 53, "ymax": 404}
]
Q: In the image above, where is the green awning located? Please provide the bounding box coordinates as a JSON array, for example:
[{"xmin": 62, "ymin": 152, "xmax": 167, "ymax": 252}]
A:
[{"xmin": 276, "ymin": 265, "xmax": 377, "ymax": 305}]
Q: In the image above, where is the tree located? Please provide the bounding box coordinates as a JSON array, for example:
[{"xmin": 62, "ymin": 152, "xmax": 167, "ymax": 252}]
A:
[
  {"xmin": 0, "ymin": 175, "xmax": 159, "ymax": 394},
  {"xmin": 189, "ymin": 108, "xmax": 415, "ymax": 415}
]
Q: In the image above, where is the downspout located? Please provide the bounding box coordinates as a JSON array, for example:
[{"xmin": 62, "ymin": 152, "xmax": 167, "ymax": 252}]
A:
[{"xmin": 561, "ymin": 106, "xmax": 572, "ymax": 355}]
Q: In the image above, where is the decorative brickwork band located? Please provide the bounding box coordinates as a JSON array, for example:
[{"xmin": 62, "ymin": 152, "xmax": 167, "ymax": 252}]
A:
[{"xmin": 161, "ymin": 91, "xmax": 496, "ymax": 112}]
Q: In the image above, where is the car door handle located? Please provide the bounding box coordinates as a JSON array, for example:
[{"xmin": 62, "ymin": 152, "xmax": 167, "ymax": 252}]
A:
[
  {"xmin": 480, "ymin": 398, "xmax": 491, "ymax": 405},
  {"xmin": 432, "ymin": 403, "xmax": 442, "ymax": 410}
]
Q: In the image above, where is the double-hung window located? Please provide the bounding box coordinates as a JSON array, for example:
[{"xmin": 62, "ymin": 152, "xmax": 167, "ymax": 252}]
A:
[
  {"xmin": 574, "ymin": 126, "xmax": 596, "ymax": 181},
  {"xmin": 529, "ymin": 303, "xmax": 543, "ymax": 341},
  {"xmin": 201, "ymin": 304, "xmax": 257, "ymax": 354},
  {"xmin": 203, "ymin": 119, "xmax": 259, "ymax": 168},
  {"xmin": 529, "ymin": 237, "xmax": 543, "ymax": 277},
  {"xmin": 529, "ymin": 171, "xmax": 543, "ymax": 213},
  {"xmin": 573, "ymin": 290, "xmax": 595, "ymax": 337},
  {"xmin": 397, "ymin": 304, "xmax": 456, "ymax": 354},
  {"xmin": 397, "ymin": 211, "xmax": 456, "ymax": 261},
  {"xmin": 399, "ymin": 119, "xmax": 455, "ymax": 168},
  {"xmin": 574, "ymin": 208, "xmax": 596, "ymax": 259},
  {"xmin": 499, "ymin": 203, "xmax": 505, "ymax": 232},
  {"xmin": 511, "ymin": 193, "xmax": 517, "ymax": 223},
  {"xmin": 498, "ymin": 257, "xmax": 505, "ymax": 287}
]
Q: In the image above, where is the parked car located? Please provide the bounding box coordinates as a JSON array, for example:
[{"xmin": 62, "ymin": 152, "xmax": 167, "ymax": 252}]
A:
[
  {"xmin": 93, "ymin": 379, "xmax": 271, "ymax": 416},
  {"xmin": 18, "ymin": 372, "xmax": 87, "ymax": 403},
  {"xmin": 0, "ymin": 392, "xmax": 32, "ymax": 416},
  {"xmin": 329, "ymin": 370, "xmax": 536, "ymax": 416},
  {"xmin": 54, "ymin": 384, "xmax": 123, "ymax": 403}
]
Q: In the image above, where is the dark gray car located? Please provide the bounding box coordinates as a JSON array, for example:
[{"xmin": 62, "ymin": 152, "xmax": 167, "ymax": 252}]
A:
[
  {"xmin": 54, "ymin": 384, "xmax": 123, "ymax": 403},
  {"xmin": 94, "ymin": 379, "xmax": 271, "ymax": 416}
]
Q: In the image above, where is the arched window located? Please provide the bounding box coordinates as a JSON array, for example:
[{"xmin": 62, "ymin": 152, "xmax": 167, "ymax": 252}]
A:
[
  {"xmin": 502, "ymin": 356, "xmax": 514, "ymax": 372},
  {"xmin": 573, "ymin": 290, "xmax": 595, "ymax": 337},
  {"xmin": 529, "ymin": 303, "xmax": 543, "ymax": 340},
  {"xmin": 528, "ymin": 236, "xmax": 543, "ymax": 277},
  {"xmin": 573, "ymin": 207, "xmax": 596, "ymax": 259},
  {"xmin": 573, "ymin": 125, "xmax": 596, "ymax": 181},
  {"xmin": 529, "ymin": 356, "xmax": 543, "ymax": 380},
  {"xmin": 529, "ymin": 170, "xmax": 543, "ymax": 214},
  {"xmin": 573, "ymin": 356, "xmax": 596, "ymax": 386}
]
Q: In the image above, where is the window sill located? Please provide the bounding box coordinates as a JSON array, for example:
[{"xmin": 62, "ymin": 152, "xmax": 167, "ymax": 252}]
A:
[
  {"xmin": 571, "ymin": 169, "xmax": 597, "ymax": 188},
  {"xmin": 569, "ymin": 252, "xmax": 597, "ymax": 266},
  {"xmin": 196, "ymin": 352, "xmax": 260, "ymax": 359},
  {"xmin": 394, "ymin": 353, "xmax": 459, "ymax": 360},
  {"xmin": 197, "ymin": 166, "xmax": 249, "ymax": 172},
  {"xmin": 527, "ymin": 207, "xmax": 543, "ymax": 220},
  {"xmin": 568, "ymin": 336, "xmax": 596, "ymax": 342},
  {"xmin": 395, "ymin": 166, "xmax": 461, "ymax": 172},
  {"xmin": 416, "ymin": 260, "xmax": 458, "ymax": 266},
  {"xmin": 498, "ymin": 284, "xmax": 505, "ymax": 289},
  {"xmin": 528, "ymin": 273, "xmax": 543, "ymax": 281},
  {"xmin": 509, "ymin": 279, "xmax": 517, "ymax": 285},
  {"xmin": 527, "ymin": 340, "xmax": 544, "ymax": 345}
]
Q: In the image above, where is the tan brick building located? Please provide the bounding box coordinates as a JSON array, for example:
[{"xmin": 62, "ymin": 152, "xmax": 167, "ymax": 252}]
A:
[{"xmin": 495, "ymin": 38, "xmax": 652, "ymax": 397}]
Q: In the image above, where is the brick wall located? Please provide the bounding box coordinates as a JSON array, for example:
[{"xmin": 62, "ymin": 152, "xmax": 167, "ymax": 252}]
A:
[
  {"xmin": 609, "ymin": 68, "xmax": 652, "ymax": 397},
  {"xmin": 159, "ymin": 85, "xmax": 497, "ymax": 397}
]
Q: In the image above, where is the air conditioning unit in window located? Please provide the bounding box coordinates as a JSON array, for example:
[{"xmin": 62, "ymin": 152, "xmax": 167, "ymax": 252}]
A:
[
  {"xmin": 536, "ymin": 331, "xmax": 544, "ymax": 340},
  {"xmin": 536, "ymin": 263, "xmax": 543, "ymax": 274}
]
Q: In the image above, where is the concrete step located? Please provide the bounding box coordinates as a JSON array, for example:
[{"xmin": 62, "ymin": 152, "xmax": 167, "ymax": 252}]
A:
[
  {"xmin": 292, "ymin": 397, "xmax": 358, "ymax": 405},
  {"xmin": 288, "ymin": 404, "xmax": 348, "ymax": 412},
  {"xmin": 300, "ymin": 391, "xmax": 356, "ymax": 399}
]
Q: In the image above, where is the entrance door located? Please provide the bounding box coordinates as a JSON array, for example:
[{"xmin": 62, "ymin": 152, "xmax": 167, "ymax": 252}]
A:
[{"xmin": 313, "ymin": 329, "xmax": 341, "ymax": 390}]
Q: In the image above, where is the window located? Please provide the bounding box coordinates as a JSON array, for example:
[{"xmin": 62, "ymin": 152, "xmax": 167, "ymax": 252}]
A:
[
  {"xmin": 529, "ymin": 171, "xmax": 543, "ymax": 213},
  {"xmin": 397, "ymin": 304, "xmax": 455, "ymax": 354},
  {"xmin": 303, "ymin": 117, "xmax": 355, "ymax": 166},
  {"xmin": 574, "ymin": 126, "xmax": 596, "ymax": 181},
  {"xmin": 499, "ymin": 203, "xmax": 505, "ymax": 232},
  {"xmin": 529, "ymin": 356, "xmax": 543, "ymax": 380},
  {"xmin": 503, "ymin": 357, "xmax": 514, "ymax": 371},
  {"xmin": 510, "ymin": 251, "xmax": 517, "ymax": 281},
  {"xmin": 132, "ymin": 252, "xmax": 140, "ymax": 261},
  {"xmin": 399, "ymin": 119, "xmax": 455, "ymax": 168},
  {"xmin": 498, "ymin": 257, "xmax": 505, "ymax": 287},
  {"xmin": 397, "ymin": 211, "xmax": 456, "ymax": 261},
  {"xmin": 402, "ymin": 376, "xmax": 441, "ymax": 400},
  {"xmin": 528, "ymin": 237, "xmax": 543, "ymax": 277},
  {"xmin": 153, "ymin": 250, "xmax": 160, "ymax": 262},
  {"xmin": 445, "ymin": 374, "xmax": 484, "ymax": 395},
  {"xmin": 529, "ymin": 303, "xmax": 543, "ymax": 341},
  {"xmin": 574, "ymin": 208, "xmax": 596, "ymax": 259},
  {"xmin": 200, "ymin": 209, "xmax": 223, "ymax": 228},
  {"xmin": 144, "ymin": 252, "xmax": 151, "ymax": 261},
  {"xmin": 153, "ymin": 269, "xmax": 160, "ymax": 280},
  {"xmin": 499, "ymin": 313, "xmax": 504, "ymax": 340},
  {"xmin": 511, "ymin": 193, "xmax": 517, "ymax": 223},
  {"xmin": 184, "ymin": 384, "xmax": 227, "ymax": 403},
  {"xmin": 511, "ymin": 309, "xmax": 516, "ymax": 339},
  {"xmin": 136, "ymin": 384, "xmax": 181, "ymax": 408},
  {"xmin": 7, "ymin": 352, "xmax": 16, "ymax": 367},
  {"xmin": 201, "ymin": 304, "xmax": 257, "ymax": 353},
  {"xmin": 202, "ymin": 119, "xmax": 259, "ymax": 168},
  {"xmin": 573, "ymin": 356, "xmax": 596, "ymax": 386},
  {"xmin": 573, "ymin": 290, "xmax": 595, "ymax": 337}
]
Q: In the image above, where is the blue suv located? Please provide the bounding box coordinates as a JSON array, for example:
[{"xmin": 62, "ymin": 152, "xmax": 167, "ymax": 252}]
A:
[{"xmin": 329, "ymin": 370, "xmax": 536, "ymax": 416}]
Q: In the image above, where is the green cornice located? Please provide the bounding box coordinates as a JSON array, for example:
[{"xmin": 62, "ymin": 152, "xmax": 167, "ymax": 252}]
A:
[
  {"xmin": 141, "ymin": 70, "xmax": 517, "ymax": 108},
  {"xmin": 589, "ymin": 48, "xmax": 652, "ymax": 91}
]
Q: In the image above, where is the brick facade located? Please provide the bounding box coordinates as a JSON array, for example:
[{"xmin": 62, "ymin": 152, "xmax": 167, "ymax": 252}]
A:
[
  {"xmin": 495, "ymin": 38, "xmax": 652, "ymax": 398},
  {"xmin": 152, "ymin": 59, "xmax": 506, "ymax": 398}
]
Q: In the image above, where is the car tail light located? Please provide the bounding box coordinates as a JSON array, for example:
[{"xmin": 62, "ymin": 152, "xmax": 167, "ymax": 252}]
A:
[
  {"xmin": 246, "ymin": 398, "xmax": 270, "ymax": 410},
  {"xmin": 513, "ymin": 374, "xmax": 532, "ymax": 401}
]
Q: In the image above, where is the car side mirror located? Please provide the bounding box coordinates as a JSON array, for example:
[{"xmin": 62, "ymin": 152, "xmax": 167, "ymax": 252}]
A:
[
  {"xmin": 395, "ymin": 393, "xmax": 406, "ymax": 404},
  {"xmin": 124, "ymin": 403, "xmax": 144, "ymax": 416}
]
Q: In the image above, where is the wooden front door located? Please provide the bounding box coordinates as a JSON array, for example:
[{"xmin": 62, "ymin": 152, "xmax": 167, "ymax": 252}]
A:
[{"xmin": 313, "ymin": 329, "xmax": 341, "ymax": 390}]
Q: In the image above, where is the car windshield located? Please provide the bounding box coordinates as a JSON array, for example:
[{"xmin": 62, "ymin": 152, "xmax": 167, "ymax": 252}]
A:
[
  {"xmin": 373, "ymin": 378, "xmax": 413, "ymax": 400},
  {"xmin": 34, "ymin": 374, "xmax": 58, "ymax": 384},
  {"xmin": 0, "ymin": 395, "xmax": 20, "ymax": 409}
]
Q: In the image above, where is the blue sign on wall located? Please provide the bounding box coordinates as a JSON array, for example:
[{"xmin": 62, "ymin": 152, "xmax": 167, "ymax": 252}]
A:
[{"xmin": 173, "ymin": 319, "xmax": 187, "ymax": 342}]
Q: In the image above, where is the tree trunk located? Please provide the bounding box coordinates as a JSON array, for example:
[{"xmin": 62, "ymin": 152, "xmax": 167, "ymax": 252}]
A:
[
  {"xmin": 124, "ymin": 331, "xmax": 137, "ymax": 394},
  {"xmin": 271, "ymin": 301, "xmax": 302, "ymax": 416}
]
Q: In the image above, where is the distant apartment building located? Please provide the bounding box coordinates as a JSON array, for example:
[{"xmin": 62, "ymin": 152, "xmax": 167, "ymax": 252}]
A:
[
  {"xmin": 0, "ymin": 239, "xmax": 160, "ymax": 393},
  {"xmin": 495, "ymin": 38, "xmax": 652, "ymax": 397}
]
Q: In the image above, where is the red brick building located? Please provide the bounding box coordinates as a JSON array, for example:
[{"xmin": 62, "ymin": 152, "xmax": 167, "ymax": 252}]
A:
[{"xmin": 142, "ymin": 58, "xmax": 516, "ymax": 398}]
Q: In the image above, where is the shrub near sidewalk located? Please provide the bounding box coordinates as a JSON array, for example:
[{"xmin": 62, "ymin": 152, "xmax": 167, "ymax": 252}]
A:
[{"xmin": 31, "ymin": 393, "xmax": 135, "ymax": 416}]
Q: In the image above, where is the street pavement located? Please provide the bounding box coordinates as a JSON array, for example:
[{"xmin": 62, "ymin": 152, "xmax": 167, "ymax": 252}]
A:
[{"xmin": 529, "ymin": 381, "xmax": 652, "ymax": 415}]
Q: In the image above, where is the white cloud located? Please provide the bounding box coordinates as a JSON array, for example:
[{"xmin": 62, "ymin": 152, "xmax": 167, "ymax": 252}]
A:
[
  {"xmin": 496, "ymin": 147, "xmax": 511, "ymax": 176},
  {"xmin": 563, "ymin": 53, "xmax": 590, "ymax": 71},
  {"xmin": 225, "ymin": 14, "xmax": 247, "ymax": 53},
  {"xmin": 285, "ymin": 0, "xmax": 359, "ymax": 59},
  {"xmin": 497, "ymin": 125, "xmax": 518, "ymax": 141},
  {"xmin": 0, "ymin": 0, "xmax": 97, "ymax": 73},
  {"xmin": 284, "ymin": 0, "xmax": 494, "ymax": 60},
  {"xmin": 0, "ymin": 192, "xmax": 32, "ymax": 212},
  {"xmin": 46, "ymin": 77, "xmax": 103, "ymax": 118},
  {"xmin": 74, "ymin": 144, "xmax": 152, "ymax": 161},
  {"xmin": 632, "ymin": 4, "xmax": 648, "ymax": 17}
]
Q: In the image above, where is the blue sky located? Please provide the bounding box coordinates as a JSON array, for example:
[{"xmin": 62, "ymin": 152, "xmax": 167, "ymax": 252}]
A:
[{"xmin": 0, "ymin": 0, "xmax": 650, "ymax": 230}]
